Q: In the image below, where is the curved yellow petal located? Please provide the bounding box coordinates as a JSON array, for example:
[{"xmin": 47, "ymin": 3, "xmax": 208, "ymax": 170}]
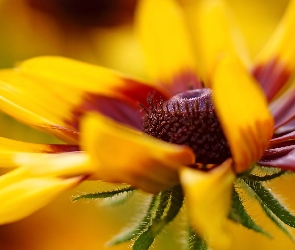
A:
[
  {"xmin": 0, "ymin": 57, "xmax": 167, "ymax": 143},
  {"xmin": 226, "ymin": 0, "xmax": 288, "ymax": 59},
  {"xmin": 0, "ymin": 151, "xmax": 89, "ymax": 225},
  {"xmin": 254, "ymin": 0, "xmax": 295, "ymax": 72},
  {"xmin": 0, "ymin": 151, "xmax": 91, "ymax": 179},
  {"xmin": 253, "ymin": 0, "xmax": 295, "ymax": 101},
  {"xmin": 136, "ymin": 0, "xmax": 199, "ymax": 92},
  {"xmin": 0, "ymin": 68, "xmax": 82, "ymax": 143},
  {"xmin": 18, "ymin": 152, "xmax": 91, "ymax": 178},
  {"xmin": 0, "ymin": 176, "xmax": 79, "ymax": 225},
  {"xmin": 20, "ymin": 56, "xmax": 143, "ymax": 95},
  {"xmin": 0, "ymin": 137, "xmax": 79, "ymax": 168},
  {"xmin": 180, "ymin": 159, "xmax": 235, "ymax": 250},
  {"xmin": 80, "ymin": 113, "xmax": 195, "ymax": 194},
  {"xmin": 212, "ymin": 55, "xmax": 273, "ymax": 173},
  {"xmin": 187, "ymin": 0, "xmax": 249, "ymax": 85},
  {"xmin": 0, "ymin": 137, "xmax": 51, "ymax": 153},
  {"xmin": 0, "ymin": 152, "xmax": 45, "ymax": 168},
  {"xmin": 0, "ymin": 136, "xmax": 78, "ymax": 153}
]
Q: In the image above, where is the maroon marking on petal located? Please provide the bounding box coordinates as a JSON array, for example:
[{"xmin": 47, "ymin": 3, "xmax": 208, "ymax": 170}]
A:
[
  {"xmin": 261, "ymin": 146, "xmax": 295, "ymax": 159},
  {"xmin": 158, "ymin": 71, "xmax": 202, "ymax": 95},
  {"xmin": 270, "ymin": 131, "xmax": 295, "ymax": 148},
  {"xmin": 252, "ymin": 59, "xmax": 291, "ymax": 102},
  {"xmin": 115, "ymin": 79, "xmax": 171, "ymax": 108},
  {"xmin": 45, "ymin": 144, "xmax": 80, "ymax": 153},
  {"xmin": 275, "ymin": 118, "xmax": 295, "ymax": 135},
  {"xmin": 64, "ymin": 79, "xmax": 170, "ymax": 136},
  {"xmin": 66, "ymin": 94, "xmax": 144, "ymax": 133},
  {"xmin": 270, "ymin": 88, "xmax": 295, "ymax": 130},
  {"xmin": 63, "ymin": 79, "xmax": 170, "ymax": 137},
  {"xmin": 259, "ymin": 145, "xmax": 295, "ymax": 171}
]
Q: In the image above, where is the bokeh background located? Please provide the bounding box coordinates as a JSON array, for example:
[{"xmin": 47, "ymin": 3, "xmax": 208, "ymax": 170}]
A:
[{"xmin": 0, "ymin": 0, "xmax": 295, "ymax": 249}]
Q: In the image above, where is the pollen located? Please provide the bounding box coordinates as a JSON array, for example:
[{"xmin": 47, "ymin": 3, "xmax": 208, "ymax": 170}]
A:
[{"xmin": 142, "ymin": 89, "xmax": 231, "ymax": 168}]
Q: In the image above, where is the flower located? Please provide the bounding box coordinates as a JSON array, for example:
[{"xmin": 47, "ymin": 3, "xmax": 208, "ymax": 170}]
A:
[
  {"xmin": 0, "ymin": 0, "xmax": 138, "ymax": 69},
  {"xmin": 0, "ymin": 0, "xmax": 295, "ymax": 249}
]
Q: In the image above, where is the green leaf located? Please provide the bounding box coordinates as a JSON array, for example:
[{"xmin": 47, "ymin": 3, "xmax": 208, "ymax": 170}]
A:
[
  {"xmin": 188, "ymin": 226, "xmax": 208, "ymax": 250},
  {"xmin": 237, "ymin": 179, "xmax": 294, "ymax": 241},
  {"xmin": 132, "ymin": 185, "xmax": 184, "ymax": 250},
  {"xmin": 245, "ymin": 179, "xmax": 295, "ymax": 228},
  {"xmin": 229, "ymin": 187, "xmax": 271, "ymax": 238},
  {"xmin": 72, "ymin": 186, "xmax": 135, "ymax": 201}
]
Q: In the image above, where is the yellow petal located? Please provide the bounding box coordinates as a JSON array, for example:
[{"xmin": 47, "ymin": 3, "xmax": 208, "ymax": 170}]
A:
[
  {"xmin": 254, "ymin": 0, "xmax": 295, "ymax": 73},
  {"xmin": 0, "ymin": 57, "xmax": 168, "ymax": 143},
  {"xmin": 0, "ymin": 176, "xmax": 79, "ymax": 225},
  {"xmin": 19, "ymin": 152, "xmax": 92, "ymax": 178},
  {"xmin": 180, "ymin": 159, "xmax": 235, "ymax": 250},
  {"xmin": 226, "ymin": 0, "xmax": 288, "ymax": 59},
  {"xmin": 136, "ymin": 0, "xmax": 199, "ymax": 92},
  {"xmin": 252, "ymin": 0, "xmax": 295, "ymax": 101},
  {"xmin": 187, "ymin": 0, "xmax": 249, "ymax": 85},
  {"xmin": 0, "ymin": 151, "xmax": 91, "ymax": 179},
  {"xmin": 0, "ymin": 137, "xmax": 51, "ymax": 152},
  {"xmin": 0, "ymin": 137, "xmax": 79, "ymax": 168},
  {"xmin": 0, "ymin": 152, "xmax": 44, "ymax": 168},
  {"xmin": 0, "ymin": 151, "xmax": 88, "ymax": 224},
  {"xmin": 212, "ymin": 55, "xmax": 273, "ymax": 172},
  {"xmin": 0, "ymin": 136, "xmax": 78, "ymax": 153},
  {"xmin": 20, "ymin": 56, "xmax": 146, "ymax": 95},
  {"xmin": 80, "ymin": 113, "xmax": 195, "ymax": 194},
  {"xmin": 0, "ymin": 68, "xmax": 80, "ymax": 143}
]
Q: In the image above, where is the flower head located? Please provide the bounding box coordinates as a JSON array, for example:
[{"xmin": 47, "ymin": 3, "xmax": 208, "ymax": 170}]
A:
[{"xmin": 0, "ymin": 0, "xmax": 295, "ymax": 249}]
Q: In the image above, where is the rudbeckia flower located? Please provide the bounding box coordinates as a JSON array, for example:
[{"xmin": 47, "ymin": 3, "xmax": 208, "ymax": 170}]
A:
[{"xmin": 0, "ymin": 0, "xmax": 295, "ymax": 249}]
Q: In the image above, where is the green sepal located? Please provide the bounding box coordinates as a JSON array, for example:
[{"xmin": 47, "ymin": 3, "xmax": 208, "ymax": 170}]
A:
[
  {"xmin": 246, "ymin": 171, "xmax": 285, "ymax": 181},
  {"xmin": 132, "ymin": 185, "xmax": 184, "ymax": 250},
  {"xmin": 132, "ymin": 229, "xmax": 157, "ymax": 250},
  {"xmin": 107, "ymin": 194, "xmax": 160, "ymax": 246},
  {"xmin": 71, "ymin": 186, "xmax": 135, "ymax": 201},
  {"xmin": 229, "ymin": 186, "xmax": 271, "ymax": 238},
  {"xmin": 187, "ymin": 226, "xmax": 208, "ymax": 250},
  {"xmin": 100, "ymin": 190, "xmax": 136, "ymax": 206},
  {"xmin": 108, "ymin": 186, "xmax": 176, "ymax": 246},
  {"xmin": 237, "ymin": 179, "xmax": 294, "ymax": 241},
  {"xmin": 244, "ymin": 165, "xmax": 285, "ymax": 181},
  {"xmin": 160, "ymin": 185, "xmax": 184, "ymax": 223},
  {"xmin": 245, "ymin": 179, "xmax": 295, "ymax": 228}
]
